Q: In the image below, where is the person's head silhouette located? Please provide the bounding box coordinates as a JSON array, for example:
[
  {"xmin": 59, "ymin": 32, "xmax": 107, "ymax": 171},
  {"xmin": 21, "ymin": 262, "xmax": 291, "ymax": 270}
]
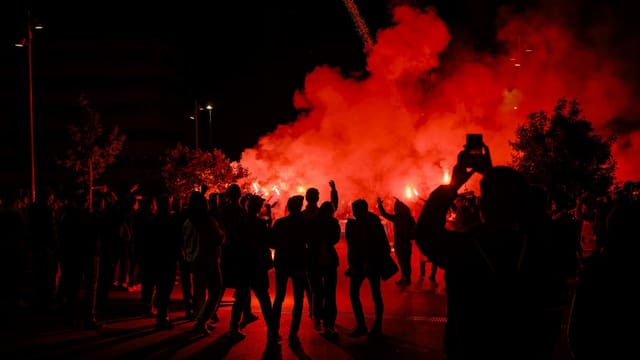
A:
[
  {"xmin": 305, "ymin": 187, "xmax": 320, "ymax": 206},
  {"xmin": 478, "ymin": 166, "xmax": 531, "ymax": 228},
  {"xmin": 246, "ymin": 195, "xmax": 265, "ymax": 216},
  {"xmin": 287, "ymin": 195, "xmax": 305, "ymax": 215},
  {"xmin": 319, "ymin": 201, "xmax": 335, "ymax": 217},
  {"xmin": 188, "ymin": 191, "xmax": 207, "ymax": 213},
  {"xmin": 225, "ymin": 183, "xmax": 242, "ymax": 203},
  {"xmin": 393, "ymin": 199, "xmax": 411, "ymax": 216},
  {"xmin": 351, "ymin": 199, "xmax": 368, "ymax": 219}
]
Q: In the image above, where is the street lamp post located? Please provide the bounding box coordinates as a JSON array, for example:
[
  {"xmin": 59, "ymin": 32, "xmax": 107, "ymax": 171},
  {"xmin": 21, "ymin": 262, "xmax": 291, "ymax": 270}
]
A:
[
  {"xmin": 28, "ymin": 12, "xmax": 35, "ymax": 203},
  {"xmin": 192, "ymin": 101, "xmax": 213, "ymax": 151},
  {"xmin": 193, "ymin": 100, "xmax": 199, "ymax": 149},
  {"xmin": 16, "ymin": 10, "xmax": 42, "ymax": 203},
  {"xmin": 206, "ymin": 104, "xmax": 213, "ymax": 150}
]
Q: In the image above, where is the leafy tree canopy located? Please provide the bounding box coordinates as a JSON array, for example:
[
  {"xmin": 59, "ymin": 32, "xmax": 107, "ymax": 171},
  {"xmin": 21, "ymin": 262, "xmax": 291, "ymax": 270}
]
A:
[
  {"xmin": 57, "ymin": 93, "xmax": 125, "ymax": 202},
  {"xmin": 161, "ymin": 143, "xmax": 250, "ymax": 199},
  {"xmin": 510, "ymin": 98, "xmax": 616, "ymax": 210}
]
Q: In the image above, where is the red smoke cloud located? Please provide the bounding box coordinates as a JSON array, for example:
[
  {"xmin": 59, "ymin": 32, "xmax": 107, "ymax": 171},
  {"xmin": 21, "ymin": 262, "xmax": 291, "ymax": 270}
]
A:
[{"xmin": 241, "ymin": 3, "xmax": 639, "ymax": 215}]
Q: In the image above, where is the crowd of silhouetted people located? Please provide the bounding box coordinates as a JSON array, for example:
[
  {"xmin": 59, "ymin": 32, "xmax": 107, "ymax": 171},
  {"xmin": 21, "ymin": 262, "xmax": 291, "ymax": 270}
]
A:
[{"xmin": 1, "ymin": 142, "xmax": 638, "ymax": 359}]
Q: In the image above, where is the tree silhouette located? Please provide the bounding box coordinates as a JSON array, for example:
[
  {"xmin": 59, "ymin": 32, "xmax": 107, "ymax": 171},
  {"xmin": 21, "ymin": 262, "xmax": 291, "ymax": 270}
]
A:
[
  {"xmin": 57, "ymin": 93, "xmax": 125, "ymax": 210},
  {"xmin": 510, "ymin": 98, "xmax": 616, "ymax": 209},
  {"xmin": 161, "ymin": 143, "xmax": 250, "ymax": 199}
]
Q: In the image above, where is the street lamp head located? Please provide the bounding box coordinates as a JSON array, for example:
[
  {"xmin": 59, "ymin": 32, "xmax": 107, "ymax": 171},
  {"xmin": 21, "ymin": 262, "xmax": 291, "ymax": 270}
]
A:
[
  {"xmin": 34, "ymin": 24, "xmax": 44, "ymax": 30},
  {"xmin": 206, "ymin": 104, "xmax": 213, "ymax": 110},
  {"xmin": 15, "ymin": 38, "xmax": 26, "ymax": 47}
]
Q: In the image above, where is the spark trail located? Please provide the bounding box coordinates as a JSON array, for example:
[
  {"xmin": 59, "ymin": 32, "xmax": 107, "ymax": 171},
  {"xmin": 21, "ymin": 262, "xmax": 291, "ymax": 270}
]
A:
[{"xmin": 342, "ymin": 0, "xmax": 374, "ymax": 53}]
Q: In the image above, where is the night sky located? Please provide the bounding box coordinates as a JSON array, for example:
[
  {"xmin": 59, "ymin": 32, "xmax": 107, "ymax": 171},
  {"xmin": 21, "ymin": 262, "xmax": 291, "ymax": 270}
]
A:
[
  {"xmin": 1, "ymin": 1, "xmax": 508, "ymax": 159},
  {"xmin": 1, "ymin": 0, "xmax": 638, "ymax": 196}
]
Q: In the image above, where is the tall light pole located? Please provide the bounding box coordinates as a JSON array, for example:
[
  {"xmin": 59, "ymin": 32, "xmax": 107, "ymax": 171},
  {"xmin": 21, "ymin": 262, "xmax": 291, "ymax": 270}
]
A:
[
  {"xmin": 16, "ymin": 9, "xmax": 42, "ymax": 203},
  {"xmin": 206, "ymin": 104, "xmax": 213, "ymax": 150},
  {"xmin": 193, "ymin": 100, "xmax": 199, "ymax": 149}
]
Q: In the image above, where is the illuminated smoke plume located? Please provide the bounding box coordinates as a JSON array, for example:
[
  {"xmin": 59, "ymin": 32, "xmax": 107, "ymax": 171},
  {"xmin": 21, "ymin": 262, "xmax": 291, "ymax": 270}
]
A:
[{"xmin": 241, "ymin": 2, "xmax": 639, "ymax": 216}]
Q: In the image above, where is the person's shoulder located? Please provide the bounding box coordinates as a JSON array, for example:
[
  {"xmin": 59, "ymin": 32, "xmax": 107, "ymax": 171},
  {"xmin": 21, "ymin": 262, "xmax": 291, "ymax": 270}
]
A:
[{"xmin": 366, "ymin": 211, "xmax": 381, "ymax": 222}]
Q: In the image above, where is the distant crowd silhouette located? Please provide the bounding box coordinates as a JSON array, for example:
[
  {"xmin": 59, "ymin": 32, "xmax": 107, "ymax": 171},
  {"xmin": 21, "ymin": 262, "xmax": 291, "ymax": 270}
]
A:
[{"xmin": 1, "ymin": 141, "xmax": 638, "ymax": 359}]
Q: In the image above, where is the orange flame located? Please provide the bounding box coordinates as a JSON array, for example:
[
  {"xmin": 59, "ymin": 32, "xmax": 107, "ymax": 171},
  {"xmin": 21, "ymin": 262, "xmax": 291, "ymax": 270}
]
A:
[
  {"xmin": 443, "ymin": 170, "xmax": 451, "ymax": 184},
  {"xmin": 404, "ymin": 185, "xmax": 419, "ymax": 199}
]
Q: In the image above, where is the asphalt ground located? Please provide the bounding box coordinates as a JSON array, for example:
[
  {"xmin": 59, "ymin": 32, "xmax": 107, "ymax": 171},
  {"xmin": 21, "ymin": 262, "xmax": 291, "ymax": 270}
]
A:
[{"xmin": 0, "ymin": 241, "xmax": 573, "ymax": 360}]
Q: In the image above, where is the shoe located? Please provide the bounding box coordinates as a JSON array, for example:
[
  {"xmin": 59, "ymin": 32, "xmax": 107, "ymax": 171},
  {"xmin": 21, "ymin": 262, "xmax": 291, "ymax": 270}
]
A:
[
  {"xmin": 368, "ymin": 324, "xmax": 383, "ymax": 339},
  {"xmin": 205, "ymin": 320, "xmax": 217, "ymax": 330},
  {"xmin": 239, "ymin": 313, "xmax": 259, "ymax": 329},
  {"xmin": 226, "ymin": 329, "xmax": 247, "ymax": 341},
  {"xmin": 323, "ymin": 327, "xmax": 338, "ymax": 340},
  {"xmin": 313, "ymin": 318, "xmax": 322, "ymax": 332},
  {"xmin": 288, "ymin": 334, "xmax": 301, "ymax": 346},
  {"xmin": 192, "ymin": 322, "xmax": 210, "ymax": 336},
  {"xmin": 348, "ymin": 327, "xmax": 368, "ymax": 337},
  {"xmin": 210, "ymin": 313, "xmax": 220, "ymax": 324},
  {"xmin": 368, "ymin": 329, "xmax": 383, "ymax": 339}
]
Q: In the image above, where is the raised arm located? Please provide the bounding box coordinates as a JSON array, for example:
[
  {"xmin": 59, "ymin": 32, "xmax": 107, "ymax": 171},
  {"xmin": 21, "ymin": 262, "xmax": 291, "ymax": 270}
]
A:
[
  {"xmin": 376, "ymin": 197, "xmax": 396, "ymax": 222},
  {"xmin": 329, "ymin": 180, "xmax": 339, "ymax": 211}
]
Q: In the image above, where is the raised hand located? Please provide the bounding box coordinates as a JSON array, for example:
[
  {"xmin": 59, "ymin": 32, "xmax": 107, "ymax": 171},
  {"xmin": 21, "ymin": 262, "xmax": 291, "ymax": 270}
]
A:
[{"xmin": 451, "ymin": 150, "xmax": 475, "ymax": 190}]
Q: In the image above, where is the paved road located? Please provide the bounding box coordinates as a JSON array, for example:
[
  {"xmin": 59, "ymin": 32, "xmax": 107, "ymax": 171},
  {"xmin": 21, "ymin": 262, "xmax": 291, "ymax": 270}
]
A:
[{"xmin": 0, "ymin": 242, "xmax": 573, "ymax": 359}]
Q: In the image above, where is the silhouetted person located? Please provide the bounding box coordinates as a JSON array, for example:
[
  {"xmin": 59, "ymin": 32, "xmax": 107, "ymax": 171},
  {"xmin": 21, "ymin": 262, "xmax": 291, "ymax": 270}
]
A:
[
  {"xmin": 377, "ymin": 197, "xmax": 416, "ymax": 285},
  {"xmin": 0, "ymin": 189, "xmax": 28, "ymax": 318},
  {"xmin": 57, "ymin": 192, "xmax": 102, "ymax": 329},
  {"xmin": 302, "ymin": 180, "xmax": 339, "ymax": 326},
  {"xmin": 307, "ymin": 200, "xmax": 341, "ymax": 338},
  {"xmin": 301, "ymin": 181, "xmax": 338, "ymax": 319},
  {"xmin": 216, "ymin": 183, "xmax": 263, "ymax": 340},
  {"xmin": 134, "ymin": 196, "xmax": 157, "ymax": 317},
  {"xmin": 270, "ymin": 195, "xmax": 308, "ymax": 346},
  {"xmin": 145, "ymin": 194, "xmax": 182, "ymax": 329},
  {"xmin": 94, "ymin": 193, "xmax": 120, "ymax": 311},
  {"xmin": 345, "ymin": 199, "xmax": 390, "ymax": 339},
  {"xmin": 185, "ymin": 191, "xmax": 225, "ymax": 336},
  {"xmin": 112, "ymin": 194, "xmax": 135, "ymax": 291},
  {"xmin": 416, "ymin": 143, "xmax": 569, "ymax": 359},
  {"xmin": 173, "ymin": 195, "xmax": 194, "ymax": 319},
  {"xmin": 569, "ymin": 181, "xmax": 639, "ymax": 359},
  {"xmin": 27, "ymin": 186, "xmax": 58, "ymax": 307},
  {"xmin": 228, "ymin": 194, "xmax": 277, "ymax": 342}
]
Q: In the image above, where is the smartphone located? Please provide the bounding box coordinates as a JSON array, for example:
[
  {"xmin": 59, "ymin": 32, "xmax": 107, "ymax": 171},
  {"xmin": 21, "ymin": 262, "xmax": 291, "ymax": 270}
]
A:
[{"xmin": 466, "ymin": 134, "xmax": 483, "ymax": 154}]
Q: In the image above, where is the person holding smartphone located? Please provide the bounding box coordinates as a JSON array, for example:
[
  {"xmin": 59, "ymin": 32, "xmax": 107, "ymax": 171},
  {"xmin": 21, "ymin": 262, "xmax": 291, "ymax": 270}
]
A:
[{"xmin": 415, "ymin": 137, "xmax": 569, "ymax": 359}]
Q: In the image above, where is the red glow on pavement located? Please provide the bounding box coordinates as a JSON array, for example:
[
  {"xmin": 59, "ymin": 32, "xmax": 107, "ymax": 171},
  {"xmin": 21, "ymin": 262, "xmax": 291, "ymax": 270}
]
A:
[{"xmin": 241, "ymin": 4, "xmax": 639, "ymax": 207}]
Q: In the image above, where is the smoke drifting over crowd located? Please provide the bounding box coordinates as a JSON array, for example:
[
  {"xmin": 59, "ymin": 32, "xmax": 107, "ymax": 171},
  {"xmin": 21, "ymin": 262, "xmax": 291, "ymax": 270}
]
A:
[{"xmin": 240, "ymin": 1, "xmax": 639, "ymax": 209}]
